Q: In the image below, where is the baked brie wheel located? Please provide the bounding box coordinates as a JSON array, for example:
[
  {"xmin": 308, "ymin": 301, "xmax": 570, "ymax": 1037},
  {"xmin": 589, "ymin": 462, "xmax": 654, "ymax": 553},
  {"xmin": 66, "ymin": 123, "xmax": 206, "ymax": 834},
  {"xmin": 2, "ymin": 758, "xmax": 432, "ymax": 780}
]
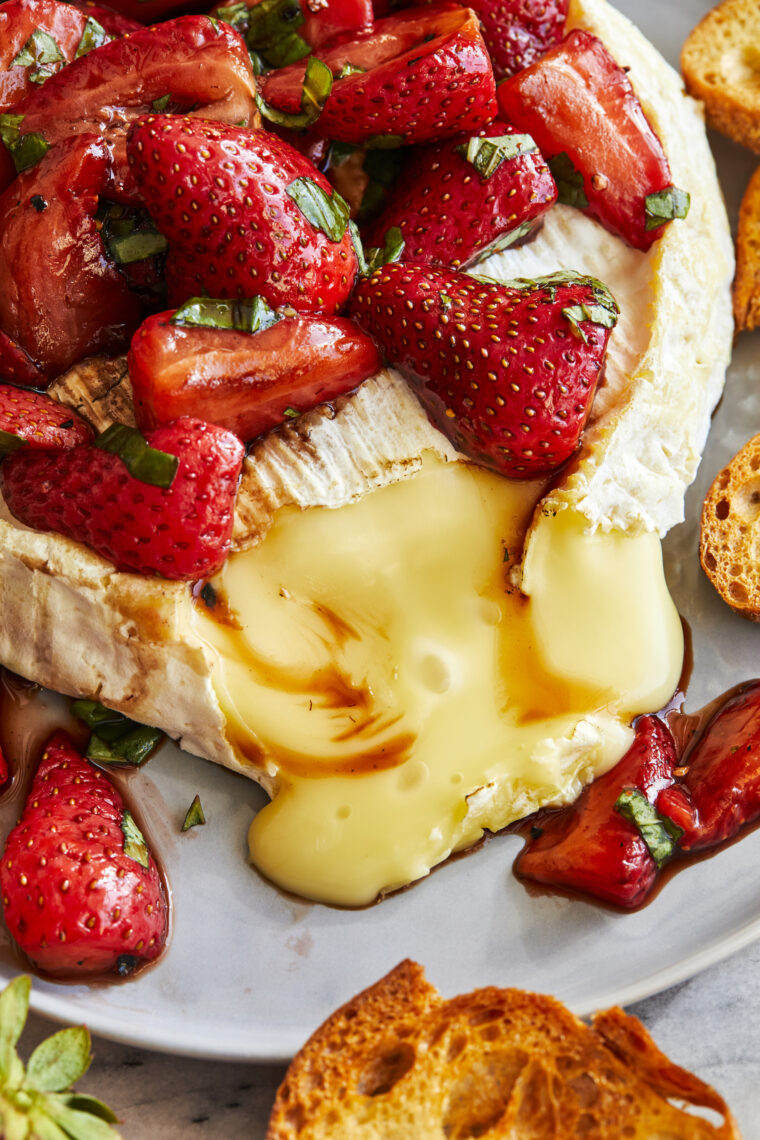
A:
[{"xmin": 0, "ymin": 0, "xmax": 733, "ymax": 905}]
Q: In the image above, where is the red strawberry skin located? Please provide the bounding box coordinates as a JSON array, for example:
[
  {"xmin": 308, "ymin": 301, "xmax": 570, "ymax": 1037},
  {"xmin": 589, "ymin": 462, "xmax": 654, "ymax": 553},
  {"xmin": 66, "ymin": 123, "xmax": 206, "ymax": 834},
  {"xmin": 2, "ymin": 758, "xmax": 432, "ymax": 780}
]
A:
[
  {"xmin": 364, "ymin": 120, "xmax": 557, "ymax": 270},
  {"xmin": 0, "ymin": 384, "xmax": 93, "ymax": 450},
  {"xmin": 1, "ymin": 417, "xmax": 244, "ymax": 579},
  {"xmin": 515, "ymin": 716, "xmax": 678, "ymax": 909},
  {"xmin": 0, "ymin": 731, "xmax": 167, "ymax": 975},
  {"xmin": 260, "ymin": 5, "xmax": 497, "ymax": 147},
  {"xmin": 0, "ymin": 0, "xmax": 96, "ymax": 113},
  {"xmin": 129, "ymin": 309, "xmax": 382, "ymax": 440},
  {"xmin": 349, "ymin": 262, "xmax": 615, "ymax": 477},
  {"xmin": 469, "ymin": 0, "xmax": 568, "ymax": 79},
  {"xmin": 127, "ymin": 116, "xmax": 358, "ymax": 315}
]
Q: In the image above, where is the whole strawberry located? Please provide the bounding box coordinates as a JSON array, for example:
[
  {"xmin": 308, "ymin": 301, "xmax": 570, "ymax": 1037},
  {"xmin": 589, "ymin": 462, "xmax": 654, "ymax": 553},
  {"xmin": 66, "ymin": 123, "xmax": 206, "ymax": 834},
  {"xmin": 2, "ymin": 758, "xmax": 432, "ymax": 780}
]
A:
[
  {"xmin": 364, "ymin": 121, "xmax": 557, "ymax": 270},
  {"xmin": 0, "ymin": 731, "xmax": 167, "ymax": 975},
  {"xmin": 127, "ymin": 115, "xmax": 358, "ymax": 314},
  {"xmin": 349, "ymin": 263, "xmax": 618, "ymax": 477},
  {"xmin": 1, "ymin": 417, "xmax": 244, "ymax": 578},
  {"xmin": 0, "ymin": 383, "xmax": 93, "ymax": 451}
]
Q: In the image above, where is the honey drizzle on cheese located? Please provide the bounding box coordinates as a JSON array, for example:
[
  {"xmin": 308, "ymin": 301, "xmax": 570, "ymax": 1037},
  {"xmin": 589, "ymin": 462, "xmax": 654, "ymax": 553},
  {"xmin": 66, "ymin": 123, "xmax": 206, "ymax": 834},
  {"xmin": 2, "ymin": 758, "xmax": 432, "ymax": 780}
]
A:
[{"xmin": 190, "ymin": 457, "xmax": 683, "ymax": 906}]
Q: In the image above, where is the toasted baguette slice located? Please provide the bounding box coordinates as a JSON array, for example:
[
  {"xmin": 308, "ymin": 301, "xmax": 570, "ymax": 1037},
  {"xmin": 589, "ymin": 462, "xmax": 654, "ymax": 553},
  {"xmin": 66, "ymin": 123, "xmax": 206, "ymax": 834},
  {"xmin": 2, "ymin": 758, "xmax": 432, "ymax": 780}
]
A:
[
  {"xmin": 682, "ymin": 0, "xmax": 760, "ymax": 153},
  {"xmin": 733, "ymin": 166, "xmax": 760, "ymax": 331},
  {"xmin": 700, "ymin": 434, "xmax": 760, "ymax": 620},
  {"xmin": 267, "ymin": 960, "xmax": 740, "ymax": 1139}
]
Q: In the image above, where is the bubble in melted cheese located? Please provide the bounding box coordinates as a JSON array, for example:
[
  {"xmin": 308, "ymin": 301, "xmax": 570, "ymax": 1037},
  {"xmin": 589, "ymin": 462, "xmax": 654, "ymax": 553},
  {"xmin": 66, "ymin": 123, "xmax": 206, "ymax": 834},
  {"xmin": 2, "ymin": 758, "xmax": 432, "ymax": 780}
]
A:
[{"xmin": 191, "ymin": 456, "xmax": 682, "ymax": 906}]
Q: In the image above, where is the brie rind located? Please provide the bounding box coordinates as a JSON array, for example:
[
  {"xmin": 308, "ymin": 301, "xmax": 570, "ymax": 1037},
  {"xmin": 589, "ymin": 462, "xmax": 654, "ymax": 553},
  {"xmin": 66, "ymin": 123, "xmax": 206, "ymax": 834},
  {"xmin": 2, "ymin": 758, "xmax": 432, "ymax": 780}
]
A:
[{"xmin": 0, "ymin": 0, "xmax": 734, "ymax": 793}]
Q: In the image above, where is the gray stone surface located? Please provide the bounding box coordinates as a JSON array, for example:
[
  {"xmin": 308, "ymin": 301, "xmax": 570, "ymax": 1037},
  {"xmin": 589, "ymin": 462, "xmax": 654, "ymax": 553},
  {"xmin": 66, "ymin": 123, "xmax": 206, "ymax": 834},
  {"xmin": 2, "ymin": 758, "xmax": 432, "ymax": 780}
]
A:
[{"xmin": 19, "ymin": 942, "xmax": 760, "ymax": 1137}]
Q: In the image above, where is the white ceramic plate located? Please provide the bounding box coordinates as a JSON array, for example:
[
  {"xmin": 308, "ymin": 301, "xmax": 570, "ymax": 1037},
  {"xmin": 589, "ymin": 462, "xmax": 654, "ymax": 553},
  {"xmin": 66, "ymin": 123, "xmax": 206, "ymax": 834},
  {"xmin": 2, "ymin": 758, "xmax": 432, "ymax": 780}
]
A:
[{"xmin": 2, "ymin": 0, "xmax": 759, "ymax": 1063}]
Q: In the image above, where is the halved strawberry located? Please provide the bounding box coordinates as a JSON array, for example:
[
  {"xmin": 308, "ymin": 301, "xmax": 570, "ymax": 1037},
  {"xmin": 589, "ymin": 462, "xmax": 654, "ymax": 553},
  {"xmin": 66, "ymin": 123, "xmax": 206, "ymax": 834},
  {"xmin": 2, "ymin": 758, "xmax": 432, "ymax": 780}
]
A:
[
  {"xmin": 3, "ymin": 15, "xmax": 258, "ymax": 202},
  {"xmin": 468, "ymin": 0, "xmax": 568, "ymax": 79},
  {"xmin": 0, "ymin": 134, "xmax": 141, "ymax": 387},
  {"xmin": 129, "ymin": 298, "xmax": 382, "ymax": 439},
  {"xmin": 364, "ymin": 120, "xmax": 557, "ymax": 270},
  {"xmin": 0, "ymin": 731, "xmax": 167, "ymax": 975},
  {"xmin": 0, "ymin": 0, "xmax": 104, "ymax": 113},
  {"xmin": 2, "ymin": 417, "xmax": 245, "ymax": 579},
  {"xmin": 349, "ymin": 262, "xmax": 617, "ymax": 477},
  {"xmin": 127, "ymin": 115, "xmax": 359, "ymax": 314},
  {"xmin": 516, "ymin": 716, "xmax": 681, "ymax": 909},
  {"xmin": 260, "ymin": 5, "xmax": 497, "ymax": 146},
  {"xmin": 0, "ymin": 383, "xmax": 93, "ymax": 450},
  {"xmin": 498, "ymin": 29, "xmax": 688, "ymax": 251}
]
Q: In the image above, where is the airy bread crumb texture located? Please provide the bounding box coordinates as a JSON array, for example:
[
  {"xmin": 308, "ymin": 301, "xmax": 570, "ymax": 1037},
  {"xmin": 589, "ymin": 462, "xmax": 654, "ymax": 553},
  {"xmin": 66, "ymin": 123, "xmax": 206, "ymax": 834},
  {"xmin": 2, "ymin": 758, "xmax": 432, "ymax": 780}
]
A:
[
  {"xmin": 681, "ymin": 0, "xmax": 760, "ymax": 153},
  {"xmin": 700, "ymin": 434, "xmax": 760, "ymax": 621},
  {"xmin": 266, "ymin": 960, "xmax": 740, "ymax": 1139},
  {"xmin": 733, "ymin": 166, "xmax": 760, "ymax": 332}
]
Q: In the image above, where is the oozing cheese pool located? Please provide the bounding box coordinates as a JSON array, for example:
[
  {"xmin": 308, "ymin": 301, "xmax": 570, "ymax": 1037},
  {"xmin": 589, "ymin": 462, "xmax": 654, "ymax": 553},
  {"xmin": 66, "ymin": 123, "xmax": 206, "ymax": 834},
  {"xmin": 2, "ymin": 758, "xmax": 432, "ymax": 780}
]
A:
[{"xmin": 192, "ymin": 456, "xmax": 682, "ymax": 906}]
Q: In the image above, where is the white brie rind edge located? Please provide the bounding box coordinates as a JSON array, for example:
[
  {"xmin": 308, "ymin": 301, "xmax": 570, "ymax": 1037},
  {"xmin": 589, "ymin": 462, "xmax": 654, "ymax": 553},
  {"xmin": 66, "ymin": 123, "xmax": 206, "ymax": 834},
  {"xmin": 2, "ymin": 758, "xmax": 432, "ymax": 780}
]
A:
[{"xmin": 0, "ymin": 0, "xmax": 733, "ymax": 788}]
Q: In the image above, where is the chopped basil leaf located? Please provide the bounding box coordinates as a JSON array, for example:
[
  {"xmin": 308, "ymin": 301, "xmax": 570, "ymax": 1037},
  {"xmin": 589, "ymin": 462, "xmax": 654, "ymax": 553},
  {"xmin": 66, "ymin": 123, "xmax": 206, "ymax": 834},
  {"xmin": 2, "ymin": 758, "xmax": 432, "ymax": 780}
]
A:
[
  {"xmin": 94, "ymin": 423, "xmax": 179, "ymax": 489},
  {"xmin": 615, "ymin": 788, "xmax": 683, "ymax": 868},
  {"xmin": 0, "ymin": 115, "xmax": 50, "ymax": 174},
  {"xmin": 337, "ymin": 62, "xmax": 366, "ymax": 78},
  {"xmin": 349, "ymin": 220, "xmax": 368, "ymax": 276},
  {"xmin": 0, "ymin": 429, "xmax": 27, "ymax": 454},
  {"xmin": 206, "ymin": 15, "xmax": 222, "ymax": 33},
  {"xmin": 121, "ymin": 811, "xmax": 150, "ymax": 869},
  {"xmin": 456, "ymin": 133, "xmax": 538, "ymax": 179},
  {"xmin": 108, "ymin": 229, "xmax": 168, "ymax": 264},
  {"xmin": 213, "ymin": 0, "xmax": 248, "ymax": 30},
  {"xmin": 0, "ymin": 113, "xmax": 23, "ymax": 151},
  {"xmin": 182, "ymin": 795, "xmax": 206, "ymax": 831},
  {"xmin": 286, "ymin": 177, "xmax": 350, "ymax": 242},
  {"xmin": 171, "ymin": 295, "xmax": 282, "ymax": 335},
  {"xmin": 548, "ymin": 151, "xmax": 589, "ymax": 209},
  {"xmin": 245, "ymin": 0, "xmax": 309, "ymax": 68},
  {"xmin": 11, "ymin": 30, "xmax": 63, "ymax": 84},
  {"xmin": 561, "ymin": 301, "xmax": 619, "ymax": 343},
  {"xmin": 30, "ymin": 194, "xmax": 47, "ymax": 212},
  {"xmin": 151, "ymin": 93, "xmax": 172, "ymax": 113},
  {"xmin": 72, "ymin": 698, "xmax": 131, "ymax": 742},
  {"xmin": 72, "ymin": 698, "xmax": 163, "ymax": 766},
  {"xmin": 477, "ymin": 269, "xmax": 618, "ymax": 322},
  {"xmin": 645, "ymin": 185, "xmax": 690, "ymax": 231},
  {"xmin": 98, "ymin": 201, "xmax": 168, "ymax": 265},
  {"xmin": 255, "ymin": 56, "xmax": 332, "ymax": 129},
  {"xmin": 364, "ymin": 225, "xmax": 405, "ymax": 275},
  {"xmin": 328, "ymin": 141, "xmax": 358, "ymax": 167},
  {"xmin": 365, "ymin": 134, "xmax": 405, "ymax": 150},
  {"xmin": 75, "ymin": 16, "xmax": 108, "ymax": 59}
]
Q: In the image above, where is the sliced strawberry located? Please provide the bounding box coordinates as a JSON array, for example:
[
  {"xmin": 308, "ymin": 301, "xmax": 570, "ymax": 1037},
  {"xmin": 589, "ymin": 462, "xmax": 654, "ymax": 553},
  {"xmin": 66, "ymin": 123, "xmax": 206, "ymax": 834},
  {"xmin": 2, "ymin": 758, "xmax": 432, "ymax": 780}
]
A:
[
  {"xmin": 0, "ymin": 134, "xmax": 141, "ymax": 387},
  {"xmin": 2, "ymin": 417, "xmax": 244, "ymax": 579},
  {"xmin": 260, "ymin": 5, "xmax": 497, "ymax": 146},
  {"xmin": 4, "ymin": 16, "xmax": 258, "ymax": 202},
  {"xmin": 0, "ymin": 731, "xmax": 167, "ymax": 975},
  {"xmin": 129, "ymin": 299, "xmax": 382, "ymax": 439},
  {"xmin": 128, "ymin": 116, "xmax": 358, "ymax": 315},
  {"xmin": 658, "ymin": 682, "xmax": 760, "ymax": 852},
  {"xmin": 66, "ymin": 0, "xmax": 142, "ymax": 35},
  {"xmin": 348, "ymin": 262, "xmax": 617, "ymax": 477},
  {"xmin": 364, "ymin": 120, "xmax": 557, "ymax": 270},
  {"xmin": 516, "ymin": 717, "xmax": 682, "ymax": 909},
  {"xmin": 469, "ymin": 0, "xmax": 568, "ymax": 79},
  {"xmin": 301, "ymin": 0, "xmax": 373, "ymax": 48},
  {"xmin": 0, "ymin": 384, "xmax": 93, "ymax": 450},
  {"xmin": 498, "ymin": 29, "xmax": 687, "ymax": 251},
  {"xmin": 0, "ymin": 0, "xmax": 100, "ymax": 113},
  {"xmin": 211, "ymin": 0, "xmax": 373, "ymax": 64}
]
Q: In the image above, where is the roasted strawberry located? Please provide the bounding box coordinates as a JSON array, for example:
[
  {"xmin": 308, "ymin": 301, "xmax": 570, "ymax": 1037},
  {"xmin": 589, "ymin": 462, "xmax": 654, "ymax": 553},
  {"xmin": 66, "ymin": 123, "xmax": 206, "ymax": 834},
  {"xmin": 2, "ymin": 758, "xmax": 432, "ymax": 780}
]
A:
[
  {"xmin": 498, "ymin": 29, "xmax": 689, "ymax": 251},
  {"xmin": 4, "ymin": 15, "xmax": 258, "ymax": 202},
  {"xmin": 364, "ymin": 121, "xmax": 557, "ymax": 270},
  {"xmin": 349, "ymin": 262, "xmax": 617, "ymax": 477},
  {"xmin": 0, "ymin": 384, "xmax": 93, "ymax": 450},
  {"xmin": 0, "ymin": 731, "xmax": 167, "ymax": 975},
  {"xmin": 516, "ymin": 717, "xmax": 682, "ymax": 909},
  {"xmin": 658, "ymin": 682, "xmax": 760, "ymax": 852},
  {"xmin": 0, "ymin": 0, "xmax": 106, "ymax": 113},
  {"xmin": 260, "ymin": 5, "xmax": 497, "ymax": 146},
  {"xmin": 0, "ymin": 135, "xmax": 141, "ymax": 387},
  {"xmin": 129, "ymin": 298, "xmax": 382, "ymax": 439},
  {"xmin": 128, "ymin": 116, "xmax": 359, "ymax": 314},
  {"xmin": 2, "ymin": 417, "xmax": 244, "ymax": 579}
]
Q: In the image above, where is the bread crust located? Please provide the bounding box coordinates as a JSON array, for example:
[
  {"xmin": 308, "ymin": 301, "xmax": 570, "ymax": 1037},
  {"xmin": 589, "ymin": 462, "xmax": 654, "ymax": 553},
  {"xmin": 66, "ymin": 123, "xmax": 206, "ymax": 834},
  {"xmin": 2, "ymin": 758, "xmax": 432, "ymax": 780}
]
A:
[
  {"xmin": 0, "ymin": 0, "xmax": 735, "ymax": 782},
  {"xmin": 682, "ymin": 0, "xmax": 760, "ymax": 154},
  {"xmin": 266, "ymin": 959, "xmax": 741, "ymax": 1139},
  {"xmin": 700, "ymin": 433, "xmax": 760, "ymax": 621},
  {"xmin": 733, "ymin": 165, "xmax": 760, "ymax": 332}
]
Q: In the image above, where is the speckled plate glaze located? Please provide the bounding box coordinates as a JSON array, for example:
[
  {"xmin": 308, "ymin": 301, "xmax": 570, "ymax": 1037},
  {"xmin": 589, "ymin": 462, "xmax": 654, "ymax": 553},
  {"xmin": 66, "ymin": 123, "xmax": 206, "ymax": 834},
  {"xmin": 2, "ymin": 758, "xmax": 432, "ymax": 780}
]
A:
[{"xmin": 1, "ymin": 0, "xmax": 759, "ymax": 1063}]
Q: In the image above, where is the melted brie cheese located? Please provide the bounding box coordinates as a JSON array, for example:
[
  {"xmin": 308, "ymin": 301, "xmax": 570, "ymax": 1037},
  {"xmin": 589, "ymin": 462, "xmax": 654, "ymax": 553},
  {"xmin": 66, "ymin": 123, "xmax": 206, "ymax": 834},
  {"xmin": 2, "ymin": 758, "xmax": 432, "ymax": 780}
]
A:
[{"xmin": 191, "ymin": 457, "xmax": 682, "ymax": 905}]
